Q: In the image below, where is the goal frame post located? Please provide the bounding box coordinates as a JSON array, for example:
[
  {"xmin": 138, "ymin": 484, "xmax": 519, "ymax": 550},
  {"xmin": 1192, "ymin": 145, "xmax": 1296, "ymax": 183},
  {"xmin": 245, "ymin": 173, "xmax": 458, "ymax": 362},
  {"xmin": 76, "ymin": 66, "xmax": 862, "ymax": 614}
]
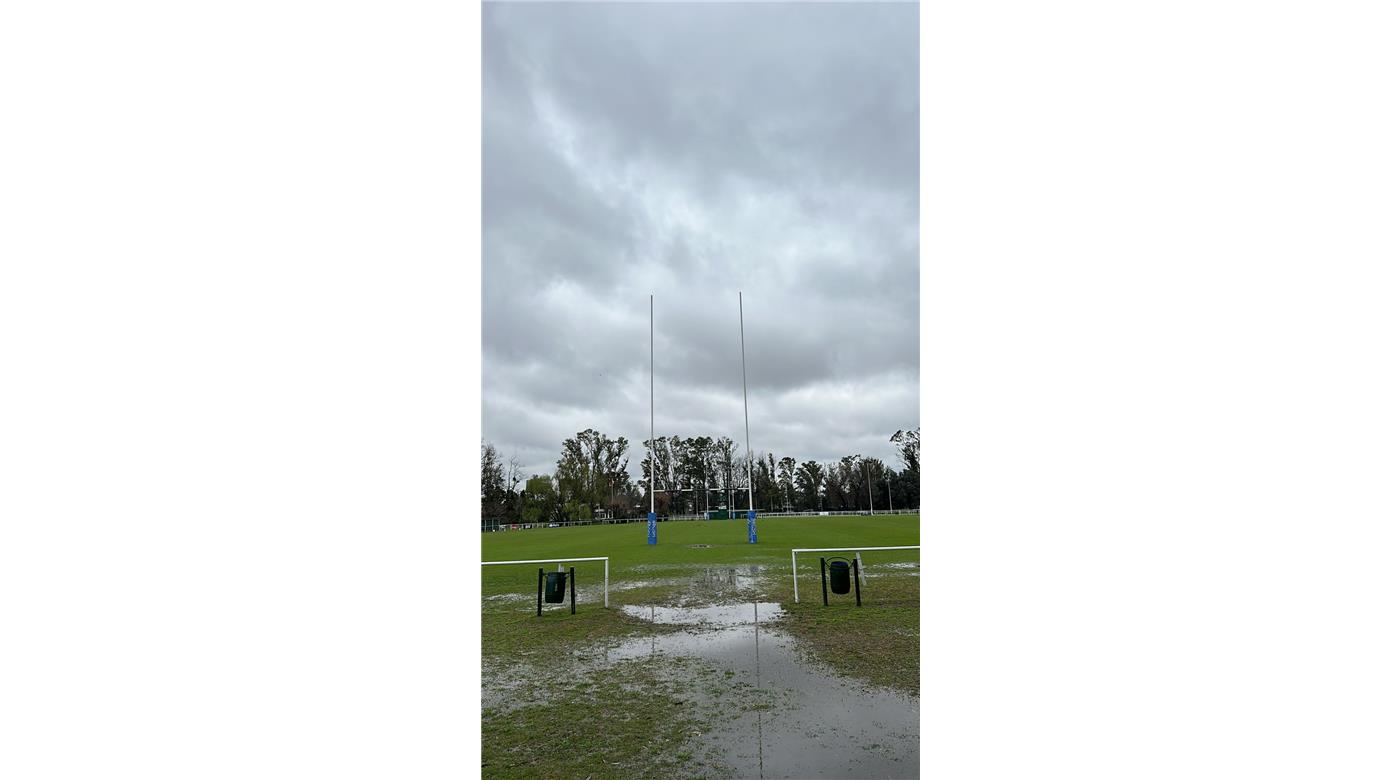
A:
[
  {"xmin": 790, "ymin": 546, "xmax": 918, "ymax": 602},
  {"xmin": 482, "ymin": 556, "xmax": 610, "ymax": 608}
]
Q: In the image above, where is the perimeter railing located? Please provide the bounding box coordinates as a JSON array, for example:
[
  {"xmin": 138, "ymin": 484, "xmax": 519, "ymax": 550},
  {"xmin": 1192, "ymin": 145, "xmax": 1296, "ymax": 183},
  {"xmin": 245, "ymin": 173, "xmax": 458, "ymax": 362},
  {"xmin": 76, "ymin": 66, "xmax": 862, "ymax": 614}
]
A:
[{"xmin": 480, "ymin": 508, "xmax": 918, "ymax": 532}]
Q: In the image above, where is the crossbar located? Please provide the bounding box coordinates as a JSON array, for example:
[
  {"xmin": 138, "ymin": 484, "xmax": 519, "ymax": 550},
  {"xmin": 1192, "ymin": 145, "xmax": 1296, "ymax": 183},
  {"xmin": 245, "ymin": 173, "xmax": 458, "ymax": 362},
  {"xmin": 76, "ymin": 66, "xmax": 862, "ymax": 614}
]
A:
[
  {"xmin": 790, "ymin": 546, "xmax": 918, "ymax": 602},
  {"xmin": 483, "ymin": 557, "xmax": 609, "ymax": 607}
]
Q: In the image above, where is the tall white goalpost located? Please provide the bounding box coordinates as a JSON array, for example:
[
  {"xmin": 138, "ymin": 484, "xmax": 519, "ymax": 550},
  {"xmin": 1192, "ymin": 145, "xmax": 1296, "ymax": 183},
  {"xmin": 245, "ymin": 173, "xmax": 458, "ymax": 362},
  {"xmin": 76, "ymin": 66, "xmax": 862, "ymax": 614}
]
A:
[
  {"xmin": 647, "ymin": 290, "xmax": 756, "ymax": 544},
  {"xmin": 647, "ymin": 293, "xmax": 657, "ymax": 545},
  {"xmin": 740, "ymin": 291, "xmax": 756, "ymax": 544}
]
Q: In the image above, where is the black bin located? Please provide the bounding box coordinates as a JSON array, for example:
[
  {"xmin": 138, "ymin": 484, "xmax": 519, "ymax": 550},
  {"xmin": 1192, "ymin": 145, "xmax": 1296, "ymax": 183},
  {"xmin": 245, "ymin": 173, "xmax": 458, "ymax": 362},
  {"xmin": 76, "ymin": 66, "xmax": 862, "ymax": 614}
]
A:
[
  {"xmin": 544, "ymin": 572, "xmax": 568, "ymax": 603},
  {"xmin": 829, "ymin": 560, "xmax": 851, "ymax": 594}
]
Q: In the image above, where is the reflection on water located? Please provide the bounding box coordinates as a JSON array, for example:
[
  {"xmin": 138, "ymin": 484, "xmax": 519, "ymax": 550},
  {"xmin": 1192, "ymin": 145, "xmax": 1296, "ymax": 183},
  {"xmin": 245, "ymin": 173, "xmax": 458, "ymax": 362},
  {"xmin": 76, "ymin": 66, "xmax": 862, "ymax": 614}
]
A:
[
  {"xmin": 620, "ymin": 602, "xmax": 784, "ymax": 626},
  {"xmin": 603, "ymin": 600, "xmax": 918, "ymax": 779}
]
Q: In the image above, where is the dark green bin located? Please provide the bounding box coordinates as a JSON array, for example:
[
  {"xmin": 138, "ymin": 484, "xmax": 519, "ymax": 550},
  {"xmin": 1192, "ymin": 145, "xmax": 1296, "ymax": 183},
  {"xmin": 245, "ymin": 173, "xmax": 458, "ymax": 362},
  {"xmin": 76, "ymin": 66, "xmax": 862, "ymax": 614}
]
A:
[{"xmin": 544, "ymin": 572, "xmax": 568, "ymax": 603}]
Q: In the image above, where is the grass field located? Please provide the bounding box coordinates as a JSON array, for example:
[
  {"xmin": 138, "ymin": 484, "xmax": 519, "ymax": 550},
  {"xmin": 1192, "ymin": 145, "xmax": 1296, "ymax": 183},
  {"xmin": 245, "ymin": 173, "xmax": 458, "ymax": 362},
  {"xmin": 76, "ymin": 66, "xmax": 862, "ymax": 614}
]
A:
[
  {"xmin": 481, "ymin": 514, "xmax": 920, "ymax": 778},
  {"xmin": 481, "ymin": 513, "xmax": 919, "ymax": 591}
]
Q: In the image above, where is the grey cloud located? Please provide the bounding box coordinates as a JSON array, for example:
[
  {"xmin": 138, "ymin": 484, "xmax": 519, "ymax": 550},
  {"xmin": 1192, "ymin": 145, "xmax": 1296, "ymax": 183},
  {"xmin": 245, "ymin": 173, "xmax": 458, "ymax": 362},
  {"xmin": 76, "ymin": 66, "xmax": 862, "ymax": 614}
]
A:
[{"xmin": 483, "ymin": 2, "xmax": 918, "ymax": 479}]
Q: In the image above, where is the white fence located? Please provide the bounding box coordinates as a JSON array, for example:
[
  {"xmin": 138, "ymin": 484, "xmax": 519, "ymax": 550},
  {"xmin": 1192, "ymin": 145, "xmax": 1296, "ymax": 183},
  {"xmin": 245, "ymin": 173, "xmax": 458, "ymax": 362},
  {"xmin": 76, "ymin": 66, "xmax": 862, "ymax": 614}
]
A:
[{"xmin": 480, "ymin": 508, "xmax": 918, "ymax": 533}]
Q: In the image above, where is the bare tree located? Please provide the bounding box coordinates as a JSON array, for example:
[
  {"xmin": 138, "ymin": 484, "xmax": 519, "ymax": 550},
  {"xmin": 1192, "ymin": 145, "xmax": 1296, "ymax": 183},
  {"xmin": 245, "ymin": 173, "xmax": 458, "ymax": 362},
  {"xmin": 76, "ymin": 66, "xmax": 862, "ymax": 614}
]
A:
[{"xmin": 504, "ymin": 455, "xmax": 523, "ymax": 520}]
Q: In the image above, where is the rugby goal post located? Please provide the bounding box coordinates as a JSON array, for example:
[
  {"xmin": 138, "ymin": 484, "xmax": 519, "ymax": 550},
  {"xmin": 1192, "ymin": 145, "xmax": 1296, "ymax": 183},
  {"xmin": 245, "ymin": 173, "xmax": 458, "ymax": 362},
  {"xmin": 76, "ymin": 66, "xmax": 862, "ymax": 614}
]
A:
[
  {"xmin": 481, "ymin": 556, "xmax": 610, "ymax": 607},
  {"xmin": 790, "ymin": 546, "xmax": 919, "ymax": 602}
]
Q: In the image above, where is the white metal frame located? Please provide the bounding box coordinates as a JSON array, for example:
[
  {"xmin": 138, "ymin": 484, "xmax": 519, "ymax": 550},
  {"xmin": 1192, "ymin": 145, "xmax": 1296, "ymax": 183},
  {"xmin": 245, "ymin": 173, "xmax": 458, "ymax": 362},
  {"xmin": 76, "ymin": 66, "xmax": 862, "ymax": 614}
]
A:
[
  {"xmin": 789, "ymin": 546, "xmax": 919, "ymax": 602},
  {"xmin": 482, "ymin": 556, "xmax": 610, "ymax": 607}
]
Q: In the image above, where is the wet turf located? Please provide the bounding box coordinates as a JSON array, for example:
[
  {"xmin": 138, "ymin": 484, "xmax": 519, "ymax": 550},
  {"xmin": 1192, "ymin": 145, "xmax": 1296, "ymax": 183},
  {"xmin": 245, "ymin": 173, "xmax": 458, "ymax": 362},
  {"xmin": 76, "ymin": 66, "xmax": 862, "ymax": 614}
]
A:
[
  {"xmin": 481, "ymin": 513, "xmax": 919, "ymax": 596},
  {"xmin": 606, "ymin": 600, "xmax": 918, "ymax": 778},
  {"xmin": 778, "ymin": 566, "xmax": 920, "ymax": 695},
  {"xmin": 480, "ymin": 514, "xmax": 920, "ymax": 778}
]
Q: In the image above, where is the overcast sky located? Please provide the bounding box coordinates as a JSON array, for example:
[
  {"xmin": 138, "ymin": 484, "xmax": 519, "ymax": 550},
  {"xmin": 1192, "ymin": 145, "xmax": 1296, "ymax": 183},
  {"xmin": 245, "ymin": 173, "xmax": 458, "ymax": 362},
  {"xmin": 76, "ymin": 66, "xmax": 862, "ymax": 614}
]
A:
[{"xmin": 483, "ymin": 2, "xmax": 918, "ymax": 481}]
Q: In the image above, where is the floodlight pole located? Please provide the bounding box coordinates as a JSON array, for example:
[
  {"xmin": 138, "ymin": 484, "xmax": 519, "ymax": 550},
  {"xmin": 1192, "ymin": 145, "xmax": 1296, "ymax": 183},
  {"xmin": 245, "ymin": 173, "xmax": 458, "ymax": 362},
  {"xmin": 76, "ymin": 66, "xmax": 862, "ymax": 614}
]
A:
[
  {"xmin": 648, "ymin": 294, "xmax": 657, "ymax": 545},
  {"xmin": 740, "ymin": 291, "xmax": 756, "ymax": 544},
  {"xmin": 865, "ymin": 460, "xmax": 874, "ymax": 516}
]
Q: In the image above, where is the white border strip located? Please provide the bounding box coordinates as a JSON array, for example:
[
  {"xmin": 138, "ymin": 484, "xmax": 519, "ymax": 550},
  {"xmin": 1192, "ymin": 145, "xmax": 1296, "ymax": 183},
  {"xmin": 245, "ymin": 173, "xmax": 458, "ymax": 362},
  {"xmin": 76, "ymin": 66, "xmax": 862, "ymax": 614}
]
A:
[
  {"xmin": 790, "ymin": 546, "xmax": 919, "ymax": 602},
  {"xmin": 481, "ymin": 557, "xmax": 610, "ymax": 607}
]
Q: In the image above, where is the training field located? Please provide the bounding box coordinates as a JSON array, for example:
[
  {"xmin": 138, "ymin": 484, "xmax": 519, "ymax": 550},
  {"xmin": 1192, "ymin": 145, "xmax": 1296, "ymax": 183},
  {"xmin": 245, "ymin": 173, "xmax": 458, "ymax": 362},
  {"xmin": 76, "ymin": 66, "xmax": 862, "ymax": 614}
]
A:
[{"xmin": 481, "ymin": 513, "xmax": 920, "ymax": 780}]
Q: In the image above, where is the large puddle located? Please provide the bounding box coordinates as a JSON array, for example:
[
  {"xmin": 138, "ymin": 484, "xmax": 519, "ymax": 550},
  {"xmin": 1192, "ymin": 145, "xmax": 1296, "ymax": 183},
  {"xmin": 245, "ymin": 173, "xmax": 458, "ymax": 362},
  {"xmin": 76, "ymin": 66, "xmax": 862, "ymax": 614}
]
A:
[
  {"xmin": 597, "ymin": 600, "xmax": 918, "ymax": 779},
  {"xmin": 486, "ymin": 565, "xmax": 767, "ymax": 608},
  {"xmin": 620, "ymin": 602, "xmax": 783, "ymax": 626},
  {"xmin": 700, "ymin": 564, "xmax": 766, "ymax": 591}
]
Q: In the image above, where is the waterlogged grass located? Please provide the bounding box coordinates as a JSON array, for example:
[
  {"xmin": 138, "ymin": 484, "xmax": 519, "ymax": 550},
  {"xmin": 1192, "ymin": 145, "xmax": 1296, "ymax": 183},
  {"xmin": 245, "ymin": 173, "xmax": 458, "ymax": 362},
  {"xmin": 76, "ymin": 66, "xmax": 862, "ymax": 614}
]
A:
[
  {"xmin": 480, "ymin": 514, "xmax": 920, "ymax": 777},
  {"xmin": 482, "ymin": 651, "xmax": 782, "ymax": 779},
  {"xmin": 482, "ymin": 659, "xmax": 721, "ymax": 780},
  {"xmin": 481, "ymin": 588, "xmax": 739, "ymax": 779},
  {"xmin": 481, "ymin": 591, "xmax": 678, "ymax": 664},
  {"xmin": 481, "ymin": 514, "xmax": 919, "ymax": 672},
  {"xmin": 773, "ymin": 564, "xmax": 920, "ymax": 695}
]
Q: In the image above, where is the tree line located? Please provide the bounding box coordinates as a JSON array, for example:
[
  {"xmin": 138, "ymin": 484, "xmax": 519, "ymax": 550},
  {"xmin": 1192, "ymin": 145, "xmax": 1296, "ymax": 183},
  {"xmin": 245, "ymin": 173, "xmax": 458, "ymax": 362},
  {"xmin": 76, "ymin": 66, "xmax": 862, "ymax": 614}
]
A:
[
  {"xmin": 635, "ymin": 430, "xmax": 920, "ymax": 517},
  {"xmin": 482, "ymin": 427, "xmax": 918, "ymax": 523}
]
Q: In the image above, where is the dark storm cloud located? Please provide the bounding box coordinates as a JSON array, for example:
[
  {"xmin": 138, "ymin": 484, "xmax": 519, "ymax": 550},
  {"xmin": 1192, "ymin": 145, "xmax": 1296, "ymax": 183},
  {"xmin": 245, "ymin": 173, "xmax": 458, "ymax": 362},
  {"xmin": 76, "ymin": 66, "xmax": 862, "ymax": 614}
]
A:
[{"xmin": 483, "ymin": 2, "xmax": 919, "ymax": 479}]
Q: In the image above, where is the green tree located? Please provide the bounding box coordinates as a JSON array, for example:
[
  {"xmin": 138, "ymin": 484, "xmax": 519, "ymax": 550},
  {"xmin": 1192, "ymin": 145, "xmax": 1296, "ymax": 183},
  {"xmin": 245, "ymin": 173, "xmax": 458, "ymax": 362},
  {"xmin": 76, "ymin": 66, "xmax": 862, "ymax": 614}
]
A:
[
  {"xmin": 890, "ymin": 428, "xmax": 920, "ymax": 508},
  {"xmin": 795, "ymin": 460, "xmax": 823, "ymax": 511},
  {"xmin": 639, "ymin": 435, "xmax": 674, "ymax": 511},
  {"xmin": 481, "ymin": 441, "xmax": 506, "ymax": 518},
  {"xmin": 556, "ymin": 428, "xmax": 630, "ymax": 518},
  {"xmin": 676, "ymin": 437, "xmax": 714, "ymax": 514},
  {"xmin": 890, "ymin": 428, "xmax": 920, "ymax": 476},
  {"xmin": 760, "ymin": 453, "xmax": 779, "ymax": 510},
  {"xmin": 521, "ymin": 475, "xmax": 557, "ymax": 523},
  {"xmin": 712, "ymin": 437, "xmax": 738, "ymax": 509},
  {"xmin": 693, "ymin": 436, "xmax": 717, "ymax": 511},
  {"xmin": 667, "ymin": 435, "xmax": 684, "ymax": 497},
  {"xmin": 823, "ymin": 456, "xmax": 862, "ymax": 511},
  {"xmin": 777, "ymin": 456, "xmax": 797, "ymax": 510},
  {"xmin": 853, "ymin": 455, "xmax": 886, "ymax": 513}
]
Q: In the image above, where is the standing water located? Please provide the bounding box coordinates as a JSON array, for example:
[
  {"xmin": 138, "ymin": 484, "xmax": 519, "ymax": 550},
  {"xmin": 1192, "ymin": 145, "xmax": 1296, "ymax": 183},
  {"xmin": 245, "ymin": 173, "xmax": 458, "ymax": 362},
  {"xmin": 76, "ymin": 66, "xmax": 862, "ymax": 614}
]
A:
[{"xmin": 608, "ymin": 599, "xmax": 918, "ymax": 779}]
